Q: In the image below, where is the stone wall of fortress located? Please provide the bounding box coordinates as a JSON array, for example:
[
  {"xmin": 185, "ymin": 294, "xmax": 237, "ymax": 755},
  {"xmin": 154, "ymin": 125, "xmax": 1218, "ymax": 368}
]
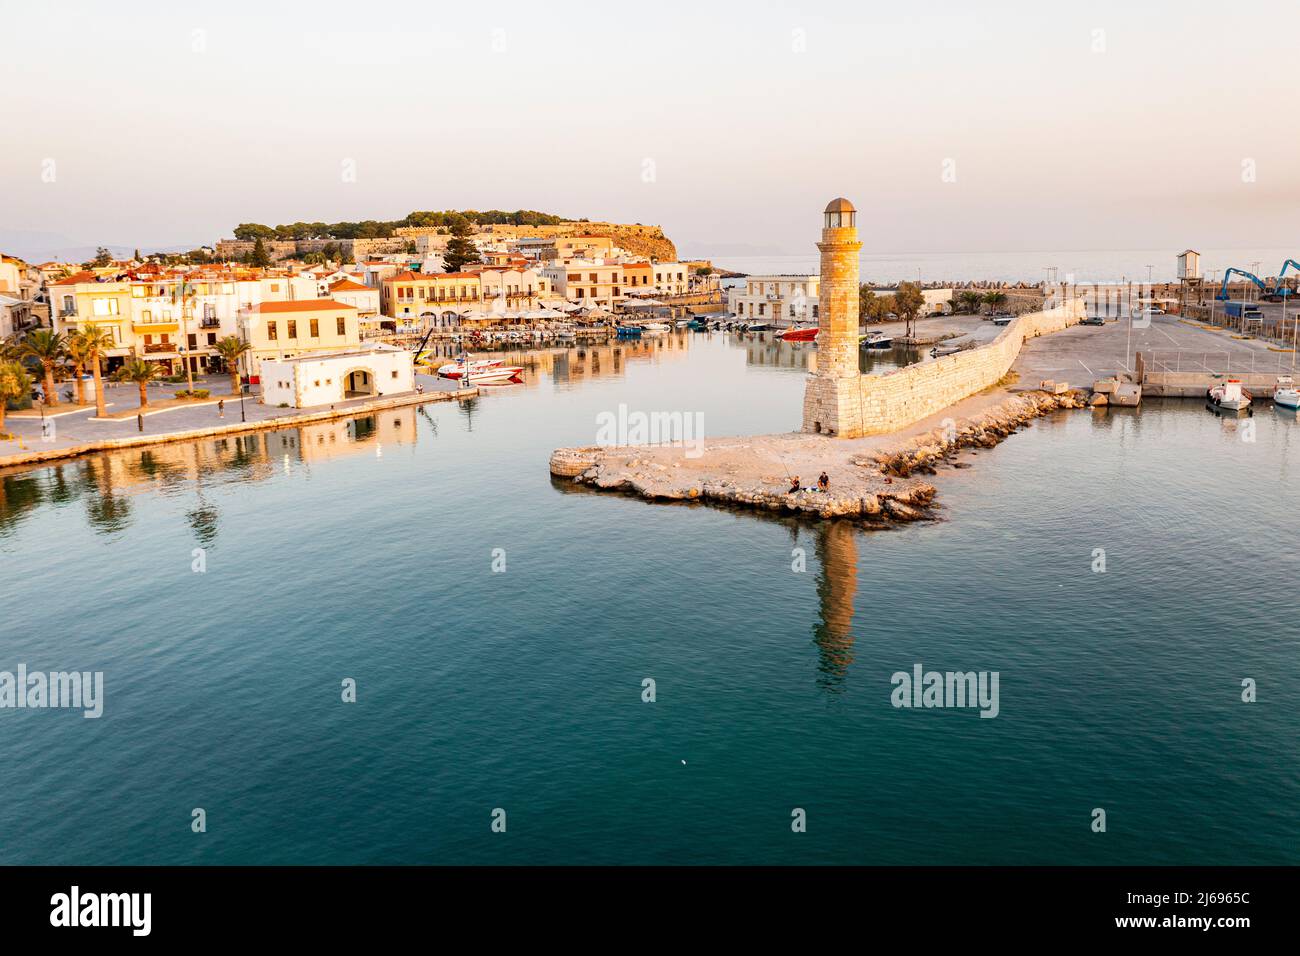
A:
[{"xmin": 803, "ymin": 300, "xmax": 1085, "ymax": 437}]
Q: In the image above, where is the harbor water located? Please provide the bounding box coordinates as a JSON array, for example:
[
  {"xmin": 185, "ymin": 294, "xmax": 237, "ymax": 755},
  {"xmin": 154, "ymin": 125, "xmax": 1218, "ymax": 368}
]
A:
[{"xmin": 1, "ymin": 331, "xmax": 1297, "ymax": 865}]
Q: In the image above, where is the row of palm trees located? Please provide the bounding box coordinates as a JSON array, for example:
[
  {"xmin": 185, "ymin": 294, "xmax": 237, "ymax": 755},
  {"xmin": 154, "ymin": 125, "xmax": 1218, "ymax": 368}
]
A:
[
  {"xmin": 0, "ymin": 329, "xmax": 252, "ymax": 426},
  {"xmin": 951, "ymin": 290, "xmax": 1010, "ymax": 314}
]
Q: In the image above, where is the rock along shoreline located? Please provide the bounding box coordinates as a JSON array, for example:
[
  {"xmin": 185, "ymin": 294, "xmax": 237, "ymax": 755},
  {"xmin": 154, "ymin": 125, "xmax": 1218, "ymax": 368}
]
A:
[{"xmin": 550, "ymin": 388, "xmax": 1088, "ymax": 525}]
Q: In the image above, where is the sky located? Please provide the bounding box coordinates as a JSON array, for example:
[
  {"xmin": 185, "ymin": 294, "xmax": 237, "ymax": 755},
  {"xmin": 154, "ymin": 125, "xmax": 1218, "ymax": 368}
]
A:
[{"xmin": 1, "ymin": 0, "xmax": 1295, "ymax": 261}]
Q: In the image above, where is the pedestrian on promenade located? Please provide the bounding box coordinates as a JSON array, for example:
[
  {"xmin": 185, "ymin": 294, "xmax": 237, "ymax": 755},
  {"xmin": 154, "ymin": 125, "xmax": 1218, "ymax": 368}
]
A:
[{"xmin": 218, "ymin": 399, "xmax": 225, "ymax": 419}]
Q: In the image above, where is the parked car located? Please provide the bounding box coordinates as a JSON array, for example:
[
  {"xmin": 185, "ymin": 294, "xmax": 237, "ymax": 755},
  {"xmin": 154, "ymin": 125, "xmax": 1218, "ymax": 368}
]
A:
[{"xmin": 1080, "ymin": 315, "xmax": 1106, "ymax": 326}]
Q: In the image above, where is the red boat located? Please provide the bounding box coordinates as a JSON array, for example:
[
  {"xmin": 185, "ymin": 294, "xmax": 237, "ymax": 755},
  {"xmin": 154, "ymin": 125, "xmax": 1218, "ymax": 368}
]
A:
[{"xmin": 779, "ymin": 326, "xmax": 818, "ymax": 342}]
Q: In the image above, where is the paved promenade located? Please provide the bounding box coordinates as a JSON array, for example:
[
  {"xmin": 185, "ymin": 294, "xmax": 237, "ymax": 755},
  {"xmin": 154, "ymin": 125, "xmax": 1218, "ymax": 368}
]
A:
[{"xmin": 1, "ymin": 372, "xmax": 468, "ymax": 468}]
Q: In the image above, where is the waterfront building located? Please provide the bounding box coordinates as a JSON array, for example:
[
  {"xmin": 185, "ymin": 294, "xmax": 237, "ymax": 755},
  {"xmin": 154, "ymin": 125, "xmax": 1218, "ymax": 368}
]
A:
[
  {"xmin": 650, "ymin": 262, "xmax": 690, "ymax": 296},
  {"xmin": 541, "ymin": 259, "xmax": 625, "ymax": 306},
  {"xmin": 258, "ymin": 342, "xmax": 413, "ymax": 408},
  {"xmin": 327, "ymin": 278, "xmax": 381, "ymax": 321},
  {"xmin": 728, "ymin": 275, "xmax": 821, "ymax": 327},
  {"xmin": 621, "ymin": 261, "xmax": 653, "ymax": 292},
  {"xmin": 240, "ymin": 298, "xmax": 361, "ymax": 377},
  {"xmin": 381, "ymin": 271, "xmax": 483, "ymax": 325},
  {"xmin": 465, "ymin": 266, "xmax": 551, "ymax": 313}
]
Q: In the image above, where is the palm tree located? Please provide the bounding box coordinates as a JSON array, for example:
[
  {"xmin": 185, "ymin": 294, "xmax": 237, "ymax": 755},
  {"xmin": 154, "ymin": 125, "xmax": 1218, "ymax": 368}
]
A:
[
  {"xmin": 73, "ymin": 326, "xmax": 115, "ymax": 418},
  {"xmin": 959, "ymin": 291, "xmax": 984, "ymax": 314},
  {"xmin": 20, "ymin": 329, "xmax": 66, "ymax": 407},
  {"xmin": 65, "ymin": 332, "xmax": 94, "ymax": 406},
  {"xmin": 213, "ymin": 336, "xmax": 251, "ymax": 397},
  {"xmin": 984, "ymin": 291, "xmax": 1009, "ymax": 313},
  {"xmin": 0, "ymin": 360, "xmax": 32, "ymax": 431},
  {"xmin": 113, "ymin": 359, "xmax": 159, "ymax": 409}
]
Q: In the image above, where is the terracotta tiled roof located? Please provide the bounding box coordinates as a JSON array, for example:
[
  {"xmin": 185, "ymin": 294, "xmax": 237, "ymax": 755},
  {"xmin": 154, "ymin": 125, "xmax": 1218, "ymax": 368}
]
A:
[
  {"xmin": 52, "ymin": 271, "xmax": 100, "ymax": 286},
  {"xmin": 248, "ymin": 298, "xmax": 358, "ymax": 313},
  {"xmin": 328, "ymin": 279, "xmax": 371, "ymax": 292}
]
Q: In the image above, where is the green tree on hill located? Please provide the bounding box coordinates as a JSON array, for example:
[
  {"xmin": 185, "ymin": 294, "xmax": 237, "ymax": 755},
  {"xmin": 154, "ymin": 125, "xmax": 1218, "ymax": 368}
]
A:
[
  {"xmin": 441, "ymin": 216, "xmax": 481, "ymax": 273},
  {"xmin": 251, "ymin": 238, "xmax": 271, "ymax": 267}
]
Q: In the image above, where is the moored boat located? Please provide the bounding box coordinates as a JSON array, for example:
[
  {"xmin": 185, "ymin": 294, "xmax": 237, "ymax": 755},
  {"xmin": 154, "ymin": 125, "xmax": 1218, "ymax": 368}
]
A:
[
  {"xmin": 1273, "ymin": 376, "xmax": 1299, "ymax": 409},
  {"xmin": 435, "ymin": 358, "xmax": 504, "ymax": 380},
  {"xmin": 455, "ymin": 364, "xmax": 524, "ymax": 384},
  {"xmin": 780, "ymin": 326, "xmax": 819, "ymax": 342},
  {"xmin": 862, "ymin": 332, "xmax": 892, "ymax": 349},
  {"xmin": 1207, "ymin": 379, "xmax": 1252, "ymax": 411}
]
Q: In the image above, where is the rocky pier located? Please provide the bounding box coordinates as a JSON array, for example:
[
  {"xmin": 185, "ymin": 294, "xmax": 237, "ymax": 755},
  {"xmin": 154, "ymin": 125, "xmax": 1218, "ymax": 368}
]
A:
[{"xmin": 550, "ymin": 388, "xmax": 1088, "ymax": 524}]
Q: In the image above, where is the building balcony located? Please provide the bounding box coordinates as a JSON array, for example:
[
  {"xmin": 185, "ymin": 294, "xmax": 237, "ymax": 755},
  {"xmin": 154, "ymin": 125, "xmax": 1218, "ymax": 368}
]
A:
[
  {"xmin": 199, "ymin": 319, "xmax": 221, "ymax": 329},
  {"xmin": 143, "ymin": 342, "xmax": 177, "ymax": 354}
]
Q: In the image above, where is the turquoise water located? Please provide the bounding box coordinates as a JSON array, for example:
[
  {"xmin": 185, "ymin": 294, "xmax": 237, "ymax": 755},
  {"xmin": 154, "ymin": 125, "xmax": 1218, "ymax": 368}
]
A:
[{"xmin": 1, "ymin": 332, "xmax": 1297, "ymax": 865}]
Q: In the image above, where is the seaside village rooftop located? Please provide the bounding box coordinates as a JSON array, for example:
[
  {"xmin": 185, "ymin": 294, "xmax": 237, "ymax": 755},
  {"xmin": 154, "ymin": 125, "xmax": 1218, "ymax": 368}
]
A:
[{"xmin": 0, "ymin": 220, "xmax": 722, "ymax": 411}]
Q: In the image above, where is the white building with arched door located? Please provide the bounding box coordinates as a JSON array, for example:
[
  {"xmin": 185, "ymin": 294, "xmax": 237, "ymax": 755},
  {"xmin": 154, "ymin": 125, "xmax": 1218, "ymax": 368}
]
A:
[{"xmin": 258, "ymin": 343, "xmax": 415, "ymax": 408}]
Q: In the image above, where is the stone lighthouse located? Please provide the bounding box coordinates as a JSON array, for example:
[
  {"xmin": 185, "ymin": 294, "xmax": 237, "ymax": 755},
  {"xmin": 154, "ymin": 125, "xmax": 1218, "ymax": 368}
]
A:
[{"xmin": 802, "ymin": 197, "xmax": 864, "ymax": 437}]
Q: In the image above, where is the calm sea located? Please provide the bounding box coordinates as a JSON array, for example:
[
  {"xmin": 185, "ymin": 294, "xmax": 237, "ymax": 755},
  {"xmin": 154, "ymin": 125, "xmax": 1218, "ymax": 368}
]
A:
[
  {"xmin": 715, "ymin": 248, "xmax": 1297, "ymax": 285},
  {"xmin": 1, "ymin": 332, "xmax": 1296, "ymax": 864}
]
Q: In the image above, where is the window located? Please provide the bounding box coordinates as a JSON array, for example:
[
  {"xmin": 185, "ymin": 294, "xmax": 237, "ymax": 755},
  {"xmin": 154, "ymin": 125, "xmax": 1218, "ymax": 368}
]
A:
[
  {"xmin": 141, "ymin": 310, "xmax": 151, "ymax": 322},
  {"xmin": 336, "ymin": 317, "xmax": 346, "ymax": 335},
  {"xmin": 268, "ymin": 321, "xmax": 278, "ymax": 340},
  {"xmin": 188, "ymin": 334, "xmax": 197, "ymax": 349},
  {"xmin": 310, "ymin": 319, "xmax": 319, "ymax": 337},
  {"xmin": 391, "ymin": 370, "xmax": 398, "ymax": 378},
  {"xmin": 287, "ymin": 320, "xmax": 297, "ymax": 338},
  {"xmin": 62, "ymin": 295, "xmax": 74, "ymax": 313},
  {"xmin": 92, "ymin": 298, "xmax": 118, "ymax": 316},
  {"xmin": 207, "ymin": 333, "xmax": 216, "ymax": 345},
  {"xmin": 131, "ymin": 286, "xmax": 145, "ymax": 298}
]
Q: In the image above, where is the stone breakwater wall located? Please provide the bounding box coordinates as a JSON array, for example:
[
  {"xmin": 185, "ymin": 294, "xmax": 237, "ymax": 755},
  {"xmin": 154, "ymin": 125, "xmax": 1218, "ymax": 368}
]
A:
[{"xmin": 805, "ymin": 301, "xmax": 1085, "ymax": 438}]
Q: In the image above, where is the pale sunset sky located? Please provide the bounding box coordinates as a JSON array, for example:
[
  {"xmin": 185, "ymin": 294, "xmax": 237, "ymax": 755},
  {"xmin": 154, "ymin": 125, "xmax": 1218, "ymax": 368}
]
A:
[{"xmin": 1, "ymin": 0, "xmax": 1294, "ymax": 258}]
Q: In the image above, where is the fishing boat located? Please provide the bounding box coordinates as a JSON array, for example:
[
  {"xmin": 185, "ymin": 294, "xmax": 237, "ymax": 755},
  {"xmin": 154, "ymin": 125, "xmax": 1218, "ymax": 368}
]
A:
[
  {"xmin": 1207, "ymin": 379, "xmax": 1252, "ymax": 411},
  {"xmin": 435, "ymin": 358, "xmax": 504, "ymax": 380},
  {"xmin": 641, "ymin": 322, "xmax": 670, "ymax": 334},
  {"xmin": 1273, "ymin": 376, "xmax": 1300, "ymax": 409},
  {"xmin": 744, "ymin": 321, "xmax": 773, "ymax": 332},
  {"xmin": 780, "ymin": 326, "xmax": 819, "ymax": 342},
  {"xmin": 862, "ymin": 332, "xmax": 892, "ymax": 349},
  {"xmin": 674, "ymin": 318, "xmax": 692, "ymax": 329},
  {"xmin": 616, "ymin": 325, "xmax": 643, "ymax": 338},
  {"xmin": 687, "ymin": 317, "xmax": 711, "ymax": 330}
]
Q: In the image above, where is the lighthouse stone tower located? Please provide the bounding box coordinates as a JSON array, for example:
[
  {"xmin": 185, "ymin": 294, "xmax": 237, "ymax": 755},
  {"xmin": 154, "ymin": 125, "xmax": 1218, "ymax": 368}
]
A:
[{"xmin": 802, "ymin": 197, "xmax": 865, "ymax": 437}]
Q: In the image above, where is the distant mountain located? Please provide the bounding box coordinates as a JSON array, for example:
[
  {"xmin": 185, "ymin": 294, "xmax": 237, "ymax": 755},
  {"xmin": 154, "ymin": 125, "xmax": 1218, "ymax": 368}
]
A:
[{"xmin": 0, "ymin": 229, "xmax": 201, "ymax": 263}]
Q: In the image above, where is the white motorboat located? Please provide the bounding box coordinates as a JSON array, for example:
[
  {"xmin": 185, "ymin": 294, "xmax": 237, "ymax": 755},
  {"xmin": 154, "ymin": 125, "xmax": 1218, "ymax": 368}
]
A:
[
  {"xmin": 1273, "ymin": 376, "xmax": 1300, "ymax": 409},
  {"xmin": 1207, "ymin": 379, "xmax": 1252, "ymax": 411},
  {"xmin": 458, "ymin": 364, "xmax": 524, "ymax": 384},
  {"xmin": 436, "ymin": 358, "xmax": 504, "ymax": 380},
  {"xmin": 862, "ymin": 332, "xmax": 893, "ymax": 349},
  {"xmin": 641, "ymin": 322, "xmax": 670, "ymax": 334}
]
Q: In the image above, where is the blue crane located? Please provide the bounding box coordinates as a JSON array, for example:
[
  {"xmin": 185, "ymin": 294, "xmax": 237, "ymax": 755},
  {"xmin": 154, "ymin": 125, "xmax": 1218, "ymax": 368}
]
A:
[
  {"xmin": 1216, "ymin": 267, "xmax": 1269, "ymax": 300},
  {"xmin": 1264, "ymin": 259, "xmax": 1300, "ymax": 301}
]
